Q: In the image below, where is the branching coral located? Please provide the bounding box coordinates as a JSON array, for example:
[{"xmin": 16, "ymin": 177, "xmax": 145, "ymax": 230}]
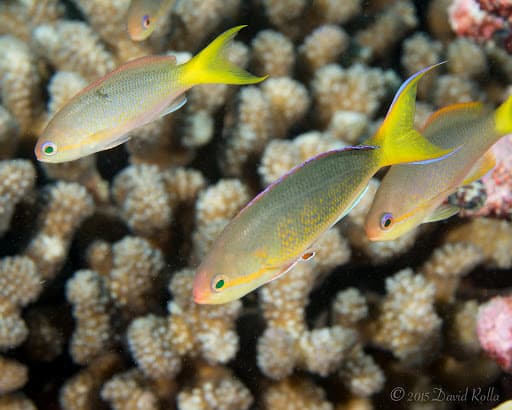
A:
[
  {"xmin": 101, "ymin": 369, "xmax": 161, "ymax": 410},
  {"xmin": 112, "ymin": 164, "xmax": 172, "ymax": 239},
  {"xmin": 0, "ymin": 107, "xmax": 19, "ymax": 160},
  {"xmin": 66, "ymin": 270, "xmax": 113, "ymax": 365},
  {"xmin": 257, "ymin": 228, "xmax": 354, "ymax": 380},
  {"xmin": 419, "ymin": 242, "xmax": 484, "ymax": 303},
  {"xmin": 221, "ymin": 86, "xmax": 271, "ymax": 176},
  {"xmin": 371, "ymin": 269, "xmax": 442, "ymax": 365},
  {"xmin": 108, "ymin": 236, "xmax": 165, "ymax": 315},
  {"xmin": 312, "ymin": 63, "xmax": 399, "ymax": 127},
  {"xmin": 0, "ymin": 393, "xmax": 37, "ymax": 410},
  {"xmin": 60, "ymin": 353, "xmax": 124, "ymax": 410},
  {"xmin": 128, "ymin": 269, "xmax": 242, "ymax": 380},
  {"xmin": 170, "ymin": 0, "xmax": 240, "ymax": 50},
  {"xmin": 262, "ymin": 376, "xmax": 333, "ymax": 410},
  {"xmin": 258, "ymin": 131, "xmax": 344, "ymax": 186},
  {"xmin": 0, "ymin": 35, "xmax": 42, "ymax": 134},
  {"xmin": 32, "ymin": 21, "xmax": 115, "ymax": 82},
  {"xmin": 443, "ymin": 218, "xmax": 512, "ymax": 269},
  {"xmin": 24, "ymin": 182, "xmax": 94, "ymax": 279},
  {"xmin": 177, "ymin": 364, "xmax": 253, "ymax": 410},
  {"xmin": 251, "ymin": 30, "xmax": 295, "ymax": 77},
  {"xmin": 447, "ymin": 37, "xmax": 488, "ymax": 78},
  {"xmin": 0, "ymin": 1, "xmax": 511, "ymax": 408},
  {"xmin": 299, "ymin": 25, "xmax": 349, "ymax": 74},
  {"xmin": 191, "ymin": 179, "xmax": 250, "ymax": 263},
  {"xmin": 0, "ymin": 356, "xmax": 28, "ymax": 395},
  {"xmin": 0, "ymin": 256, "xmax": 42, "ymax": 350},
  {"xmin": 0, "ymin": 160, "xmax": 36, "ymax": 236},
  {"xmin": 355, "ymin": 0, "xmax": 418, "ymax": 61}
]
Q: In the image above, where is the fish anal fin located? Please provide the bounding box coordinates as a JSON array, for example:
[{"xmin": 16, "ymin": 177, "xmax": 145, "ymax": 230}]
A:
[
  {"xmin": 423, "ymin": 204, "xmax": 460, "ymax": 223},
  {"xmin": 461, "ymin": 150, "xmax": 496, "ymax": 186},
  {"xmin": 159, "ymin": 96, "xmax": 187, "ymax": 118}
]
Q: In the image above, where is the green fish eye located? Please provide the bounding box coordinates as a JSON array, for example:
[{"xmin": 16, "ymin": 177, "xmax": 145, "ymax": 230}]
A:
[
  {"xmin": 211, "ymin": 274, "xmax": 227, "ymax": 292},
  {"xmin": 41, "ymin": 142, "xmax": 57, "ymax": 156}
]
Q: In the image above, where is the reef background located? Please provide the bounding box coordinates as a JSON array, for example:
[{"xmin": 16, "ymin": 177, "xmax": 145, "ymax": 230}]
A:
[{"xmin": 0, "ymin": 0, "xmax": 512, "ymax": 409}]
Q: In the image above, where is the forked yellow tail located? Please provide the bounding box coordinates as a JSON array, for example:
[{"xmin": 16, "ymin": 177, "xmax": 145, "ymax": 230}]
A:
[
  {"xmin": 366, "ymin": 63, "xmax": 457, "ymax": 166},
  {"xmin": 180, "ymin": 25, "xmax": 268, "ymax": 86},
  {"xmin": 495, "ymin": 94, "xmax": 512, "ymax": 135}
]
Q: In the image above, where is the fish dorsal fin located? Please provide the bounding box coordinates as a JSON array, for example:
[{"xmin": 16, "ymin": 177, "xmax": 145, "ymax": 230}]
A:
[
  {"xmin": 373, "ymin": 63, "xmax": 445, "ymax": 141},
  {"xmin": 71, "ymin": 55, "xmax": 177, "ymax": 102},
  {"xmin": 422, "ymin": 102, "xmax": 486, "ymax": 143},
  {"xmin": 159, "ymin": 96, "xmax": 187, "ymax": 118},
  {"xmin": 461, "ymin": 150, "xmax": 496, "ymax": 186},
  {"xmin": 423, "ymin": 204, "xmax": 460, "ymax": 223}
]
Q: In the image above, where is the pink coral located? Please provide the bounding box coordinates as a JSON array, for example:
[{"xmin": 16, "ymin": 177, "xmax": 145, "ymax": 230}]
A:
[
  {"xmin": 449, "ymin": 0, "xmax": 507, "ymax": 43},
  {"xmin": 477, "ymin": 296, "xmax": 512, "ymax": 372},
  {"xmin": 472, "ymin": 135, "xmax": 512, "ymax": 217}
]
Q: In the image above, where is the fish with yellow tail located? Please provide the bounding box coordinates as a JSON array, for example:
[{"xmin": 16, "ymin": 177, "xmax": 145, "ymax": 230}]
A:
[
  {"xmin": 36, "ymin": 26, "xmax": 267, "ymax": 163},
  {"xmin": 127, "ymin": 0, "xmax": 175, "ymax": 41},
  {"xmin": 365, "ymin": 65, "xmax": 512, "ymax": 241},
  {"xmin": 193, "ymin": 64, "xmax": 458, "ymax": 304}
]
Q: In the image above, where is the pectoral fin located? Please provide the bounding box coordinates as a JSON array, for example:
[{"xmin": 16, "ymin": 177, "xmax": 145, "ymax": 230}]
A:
[
  {"xmin": 423, "ymin": 204, "xmax": 460, "ymax": 223},
  {"xmin": 461, "ymin": 150, "xmax": 496, "ymax": 186},
  {"xmin": 301, "ymin": 251, "xmax": 316, "ymax": 261},
  {"xmin": 159, "ymin": 96, "xmax": 187, "ymax": 118}
]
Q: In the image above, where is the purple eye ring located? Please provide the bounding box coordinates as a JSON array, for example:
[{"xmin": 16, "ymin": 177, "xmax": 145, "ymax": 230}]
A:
[
  {"xmin": 142, "ymin": 14, "xmax": 151, "ymax": 29},
  {"xmin": 41, "ymin": 141, "xmax": 57, "ymax": 156},
  {"xmin": 380, "ymin": 212, "xmax": 393, "ymax": 230}
]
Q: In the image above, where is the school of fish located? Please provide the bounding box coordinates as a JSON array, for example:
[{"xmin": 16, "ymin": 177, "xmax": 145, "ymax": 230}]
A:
[
  {"xmin": 33, "ymin": 3, "xmax": 509, "ymax": 304},
  {"xmin": 192, "ymin": 64, "xmax": 459, "ymax": 304}
]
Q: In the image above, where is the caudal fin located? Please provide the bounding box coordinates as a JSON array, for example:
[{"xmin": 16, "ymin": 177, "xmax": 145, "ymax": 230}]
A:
[
  {"xmin": 495, "ymin": 94, "xmax": 512, "ymax": 135},
  {"xmin": 180, "ymin": 25, "xmax": 268, "ymax": 86},
  {"xmin": 365, "ymin": 63, "xmax": 456, "ymax": 166}
]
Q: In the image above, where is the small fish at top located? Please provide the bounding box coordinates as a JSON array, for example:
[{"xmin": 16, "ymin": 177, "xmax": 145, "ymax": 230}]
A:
[
  {"xmin": 365, "ymin": 64, "xmax": 512, "ymax": 241},
  {"xmin": 193, "ymin": 64, "xmax": 457, "ymax": 304},
  {"xmin": 35, "ymin": 26, "xmax": 267, "ymax": 163},
  {"xmin": 127, "ymin": 0, "xmax": 174, "ymax": 41}
]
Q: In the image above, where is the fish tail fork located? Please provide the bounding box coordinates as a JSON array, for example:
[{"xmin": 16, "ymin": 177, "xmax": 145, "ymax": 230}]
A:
[
  {"xmin": 495, "ymin": 94, "xmax": 512, "ymax": 135},
  {"xmin": 180, "ymin": 25, "xmax": 268, "ymax": 86}
]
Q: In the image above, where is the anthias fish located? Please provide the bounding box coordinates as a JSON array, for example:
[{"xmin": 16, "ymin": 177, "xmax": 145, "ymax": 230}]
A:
[
  {"xmin": 127, "ymin": 0, "xmax": 174, "ymax": 41},
  {"xmin": 193, "ymin": 64, "xmax": 457, "ymax": 304},
  {"xmin": 365, "ymin": 66, "xmax": 512, "ymax": 241},
  {"xmin": 35, "ymin": 26, "xmax": 266, "ymax": 163}
]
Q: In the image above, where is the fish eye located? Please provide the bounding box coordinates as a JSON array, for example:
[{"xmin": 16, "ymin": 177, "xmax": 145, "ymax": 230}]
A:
[
  {"xmin": 380, "ymin": 212, "xmax": 393, "ymax": 230},
  {"xmin": 211, "ymin": 274, "xmax": 227, "ymax": 293},
  {"xmin": 41, "ymin": 141, "xmax": 57, "ymax": 156},
  {"xmin": 142, "ymin": 14, "xmax": 151, "ymax": 29}
]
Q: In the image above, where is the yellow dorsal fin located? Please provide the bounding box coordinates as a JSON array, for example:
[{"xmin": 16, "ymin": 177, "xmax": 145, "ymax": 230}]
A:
[
  {"xmin": 365, "ymin": 63, "xmax": 456, "ymax": 166},
  {"xmin": 461, "ymin": 149, "xmax": 496, "ymax": 186}
]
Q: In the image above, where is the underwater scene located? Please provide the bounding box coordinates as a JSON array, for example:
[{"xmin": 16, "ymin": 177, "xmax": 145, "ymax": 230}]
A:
[{"xmin": 1, "ymin": 0, "xmax": 512, "ymax": 409}]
